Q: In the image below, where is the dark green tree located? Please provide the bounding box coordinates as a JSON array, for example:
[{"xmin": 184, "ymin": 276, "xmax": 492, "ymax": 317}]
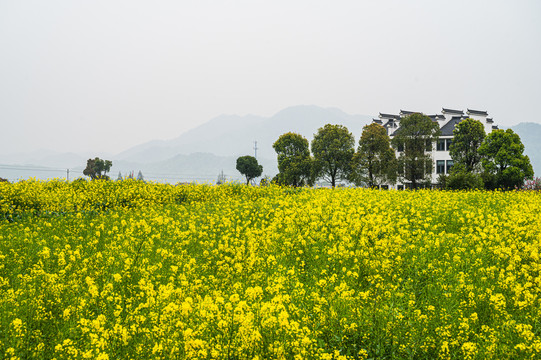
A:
[
  {"xmin": 352, "ymin": 123, "xmax": 397, "ymax": 187},
  {"xmin": 391, "ymin": 113, "xmax": 440, "ymax": 189},
  {"xmin": 236, "ymin": 155, "xmax": 263, "ymax": 185},
  {"xmin": 478, "ymin": 129, "xmax": 533, "ymax": 189},
  {"xmin": 83, "ymin": 157, "xmax": 112, "ymax": 180},
  {"xmin": 311, "ymin": 124, "xmax": 355, "ymax": 188},
  {"xmin": 449, "ymin": 118, "xmax": 486, "ymax": 173},
  {"xmin": 273, "ymin": 132, "xmax": 313, "ymax": 187}
]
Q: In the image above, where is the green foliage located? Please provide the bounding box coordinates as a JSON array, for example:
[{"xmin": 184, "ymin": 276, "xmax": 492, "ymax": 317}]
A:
[
  {"xmin": 82, "ymin": 157, "xmax": 112, "ymax": 180},
  {"xmin": 352, "ymin": 123, "xmax": 397, "ymax": 187},
  {"xmin": 391, "ymin": 113, "xmax": 441, "ymax": 189},
  {"xmin": 437, "ymin": 173, "xmax": 448, "ymax": 189},
  {"xmin": 446, "ymin": 169, "xmax": 484, "ymax": 190},
  {"xmin": 478, "ymin": 129, "xmax": 534, "ymax": 189},
  {"xmin": 273, "ymin": 132, "xmax": 314, "ymax": 187},
  {"xmin": 449, "ymin": 118, "xmax": 486, "ymax": 172},
  {"xmin": 236, "ymin": 155, "xmax": 263, "ymax": 185},
  {"xmin": 311, "ymin": 124, "xmax": 355, "ymax": 188}
]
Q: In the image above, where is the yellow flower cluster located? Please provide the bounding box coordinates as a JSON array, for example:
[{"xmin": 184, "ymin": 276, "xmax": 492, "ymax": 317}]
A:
[{"xmin": 1, "ymin": 180, "xmax": 540, "ymax": 359}]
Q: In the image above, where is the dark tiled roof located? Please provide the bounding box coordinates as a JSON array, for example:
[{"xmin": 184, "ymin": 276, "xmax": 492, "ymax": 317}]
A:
[
  {"xmin": 467, "ymin": 109, "xmax": 488, "ymax": 116},
  {"xmin": 440, "ymin": 117, "xmax": 462, "ymax": 136},
  {"xmin": 492, "ymin": 125, "xmax": 499, "ymax": 130},
  {"xmin": 428, "ymin": 114, "xmax": 446, "ymax": 121},
  {"xmin": 372, "ymin": 119, "xmax": 383, "ymax": 124},
  {"xmin": 379, "ymin": 113, "xmax": 400, "ymax": 120},
  {"xmin": 442, "ymin": 108, "xmax": 464, "ymax": 115},
  {"xmin": 399, "ymin": 110, "xmax": 420, "ymax": 116},
  {"xmin": 486, "ymin": 118, "xmax": 494, "ymax": 123}
]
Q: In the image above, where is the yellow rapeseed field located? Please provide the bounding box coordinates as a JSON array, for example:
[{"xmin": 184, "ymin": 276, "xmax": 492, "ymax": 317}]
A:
[{"xmin": 0, "ymin": 179, "xmax": 540, "ymax": 359}]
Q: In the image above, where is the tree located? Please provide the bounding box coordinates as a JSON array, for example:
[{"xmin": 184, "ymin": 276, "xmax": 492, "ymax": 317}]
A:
[
  {"xmin": 478, "ymin": 129, "xmax": 533, "ymax": 189},
  {"xmin": 352, "ymin": 123, "xmax": 397, "ymax": 187},
  {"xmin": 391, "ymin": 113, "xmax": 440, "ymax": 189},
  {"xmin": 236, "ymin": 155, "xmax": 263, "ymax": 185},
  {"xmin": 449, "ymin": 118, "xmax": 486, "ymax": 173},
  {"xmin": 273, "ymin": 132, "xmax": 314, "ymax": 187},
  {"xmin": 83, "ymin": 157, "xmax": 112, "ymax": 180},
  {"xmin": 311, "ymin": 124, "xmax": 355, "ymax": 188}
]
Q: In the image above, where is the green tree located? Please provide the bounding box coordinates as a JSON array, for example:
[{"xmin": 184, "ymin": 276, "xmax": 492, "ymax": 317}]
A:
[
  {"xmin": 83, "ymin": 157, "xmax": 112, "ymax": 180},
  {"xmin": 311, "ymin": 124, "xmax": 355, "ymax": 188},
  {"xmin": 352, "ymin": 123, "xmax": 397, "ymax": 187},
  {"xmin": 449, "ymin": 118, "xmax": 486, "ymax": 173},
  {"xmin": 478, "ymin": 129, "xmax": 533, "ymax": 189},
  {"xmin": 236, "ymin": 155, "xmax": 263, "ymax": 185},
  {"xmin": 273, "ymin": 132, "xmax": 313, "ymax": 187},
  {"xmin": 391, "ymin": 113, "xmax": 440, "ymax": 189}
]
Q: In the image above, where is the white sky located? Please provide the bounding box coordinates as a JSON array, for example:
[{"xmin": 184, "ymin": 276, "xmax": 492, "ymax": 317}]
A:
[{"xmin": 1, "ymin": 0, "xmax": 540, "ymax": 155}]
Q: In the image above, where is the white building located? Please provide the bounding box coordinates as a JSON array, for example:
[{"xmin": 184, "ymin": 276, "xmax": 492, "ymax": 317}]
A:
[{"xmin": 372, "ymin": 108, "xmax": 498, "ymax": 189}]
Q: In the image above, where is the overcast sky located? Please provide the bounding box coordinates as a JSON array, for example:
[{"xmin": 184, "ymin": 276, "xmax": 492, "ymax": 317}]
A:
[{"xmin": 1, "ymin": 0, "xmax": 540, "ymax": 155}]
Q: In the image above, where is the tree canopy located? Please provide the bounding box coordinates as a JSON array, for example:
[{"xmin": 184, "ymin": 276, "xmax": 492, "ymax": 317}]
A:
[
  {"xmin": 352, "ymin": 123, "xmax": 397, "ymax": 187},
  {"xmin": 478, "ymin": 129, "xmax": 533, "ymax": 189},
  {"xmin": 449, "ymin": 118, "xmax": 486, "ymax": 173},
  {"xmin": 391, "ymin": 113, "xmax": 440, "ymax": 189},
  {"xmin": 83, "ymin": 157, "xmax": 112, "ymax": 180},
  {"xmin": 236, "ymin": 156, "xmax": 263, "ymax": 185},
  {"xmin": 273, "ymin": 132, "xmax": 313, "ymax": 187},
  {"xmin": 311, "ymin": 124, "xmax": 355, "ymax": 188}
]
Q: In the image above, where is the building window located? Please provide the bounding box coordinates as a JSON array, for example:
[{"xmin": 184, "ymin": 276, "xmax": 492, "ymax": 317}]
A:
[
  {"xmin": 446, "ymin": 139, "xmax": 453, "ymax": 151},
  {"xmin": 397, "ymin": 142, "xmax": 404, "ymax": 152},
  {"xmin": 437, "ymin": 139, "xmax": 445, "ymax": 151},
  {"xmin": 446, "ymin": 160, "xmax": 454, "ymax": 173},
  {"xmin": 397, "ymin": 185, "xmax": 404, "ymax": 190},
  {"xmin": 437, "ymin": 160, "xmax": 445, "ymax": 174}
]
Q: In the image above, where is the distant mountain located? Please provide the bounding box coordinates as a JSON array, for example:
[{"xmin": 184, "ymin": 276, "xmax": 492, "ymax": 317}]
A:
[
  {"xmin": 0, "ymin": 106, "xmax": 372, "ymax": 183},
  {"xmin": 2, "ymin": 106, "xmax": 538, "ymax": 183},
  {"xmin": 110, "ymin": 105, "xmax": 373, "ymax": 182},
  {"xmin": 116, "ymin": 105, "xmax": 373, "ymax": 163},
  {"xmin": 510, "ymin": 122, "xmax": 541, "ymax": 177}
]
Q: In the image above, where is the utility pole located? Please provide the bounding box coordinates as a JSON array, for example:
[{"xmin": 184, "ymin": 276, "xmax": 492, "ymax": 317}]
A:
[
  {"xmin": 254, "ymin": 141, "xmax": 258, "ymax": 159},
  {"xmin": 67, "ymin": 169, "xmax": 70, "ymax": 182}
]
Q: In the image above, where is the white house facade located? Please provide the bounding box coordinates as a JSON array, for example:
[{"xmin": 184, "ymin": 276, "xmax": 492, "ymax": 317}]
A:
[{"xmin": 372, "ymin": 108, "xmax": 498, "ymax": 189}]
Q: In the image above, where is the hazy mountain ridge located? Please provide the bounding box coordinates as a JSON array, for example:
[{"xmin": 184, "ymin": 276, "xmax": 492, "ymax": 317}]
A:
[
  {"xmin": 116, "ymin": 106, "xmax": 372, "ymax": 163},
  {"xmin": 1, "ymin": 106, "xmax": 539, "ymax": 182}
]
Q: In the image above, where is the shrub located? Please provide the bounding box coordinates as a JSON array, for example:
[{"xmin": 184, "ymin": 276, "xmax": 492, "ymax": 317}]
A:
[
  {"xmin": 522, "ymin": 177, "xmax": 541, "ymax": 190},
  {"xmin": 446, "ymin": 171, "xmax": 484, "ymax": 190}
]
